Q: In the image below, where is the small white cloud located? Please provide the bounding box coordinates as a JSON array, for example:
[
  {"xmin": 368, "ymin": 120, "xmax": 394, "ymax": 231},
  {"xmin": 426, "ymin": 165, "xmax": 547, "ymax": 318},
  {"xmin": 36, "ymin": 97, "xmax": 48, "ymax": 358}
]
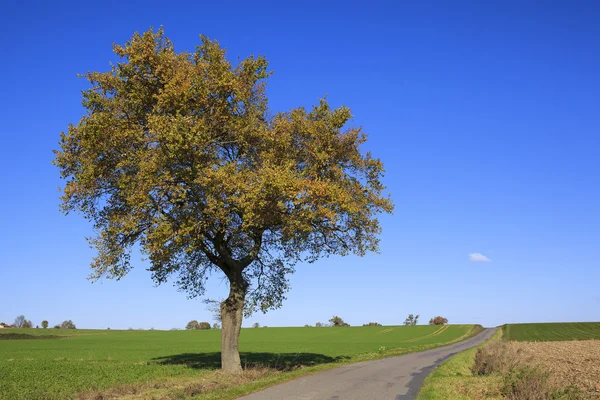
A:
[{"xmin": 469, "ymin": 253, "xmax": 491, "ymax": 262}]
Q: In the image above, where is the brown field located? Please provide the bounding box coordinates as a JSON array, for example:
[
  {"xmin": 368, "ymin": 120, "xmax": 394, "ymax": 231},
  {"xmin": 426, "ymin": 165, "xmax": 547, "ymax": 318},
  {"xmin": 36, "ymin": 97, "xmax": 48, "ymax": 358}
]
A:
[{"xmin": 510, "ymin": 340, "xmax": 600, "ymax": 399}]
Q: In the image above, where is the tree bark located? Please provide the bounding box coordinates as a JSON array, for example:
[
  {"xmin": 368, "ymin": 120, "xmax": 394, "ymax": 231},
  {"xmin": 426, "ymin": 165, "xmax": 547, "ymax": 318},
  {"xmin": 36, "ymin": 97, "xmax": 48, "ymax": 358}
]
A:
[{"xmin": 220, "ymin": 273, "xmax": 247, "ymax": 372}]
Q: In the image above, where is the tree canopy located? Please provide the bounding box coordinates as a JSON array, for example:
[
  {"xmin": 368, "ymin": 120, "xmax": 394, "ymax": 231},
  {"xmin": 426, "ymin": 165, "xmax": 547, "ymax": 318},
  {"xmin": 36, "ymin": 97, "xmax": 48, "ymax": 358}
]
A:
[{"xmin": 54, "ymin": 27, "xmax": 392, "ymax": 371}]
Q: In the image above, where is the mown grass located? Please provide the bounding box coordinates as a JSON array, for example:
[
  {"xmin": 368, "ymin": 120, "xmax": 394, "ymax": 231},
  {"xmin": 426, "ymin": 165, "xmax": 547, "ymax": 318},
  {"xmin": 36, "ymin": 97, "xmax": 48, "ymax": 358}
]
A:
[
  {"xmin": 0, "ymin": 324, "xmax": 479, "ymax": 400},
  {"xmin": 504, "ymin": 322, "xmax": 600, "ymax": 341}
]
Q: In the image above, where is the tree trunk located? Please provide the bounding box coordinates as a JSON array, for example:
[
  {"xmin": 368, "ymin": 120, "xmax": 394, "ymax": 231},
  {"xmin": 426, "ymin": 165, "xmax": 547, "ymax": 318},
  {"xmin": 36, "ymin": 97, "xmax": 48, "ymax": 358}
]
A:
[{"xmin": 220, "ymin": 275, "xmax": 247, "ymax": 372}]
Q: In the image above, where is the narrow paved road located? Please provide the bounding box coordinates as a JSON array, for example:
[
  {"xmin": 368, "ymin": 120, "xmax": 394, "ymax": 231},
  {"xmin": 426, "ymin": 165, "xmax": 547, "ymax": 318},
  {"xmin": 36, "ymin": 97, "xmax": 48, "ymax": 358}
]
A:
[{"xmin": 239, "ymin": 328, "xmax": 496, "ymax": 400}]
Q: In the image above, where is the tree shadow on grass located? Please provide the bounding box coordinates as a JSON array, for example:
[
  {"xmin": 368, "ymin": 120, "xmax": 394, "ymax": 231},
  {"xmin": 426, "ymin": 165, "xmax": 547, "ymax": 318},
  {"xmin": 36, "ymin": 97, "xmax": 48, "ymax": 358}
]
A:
[{"xmin": 152, "ymin": 352, "xmax": 349, "ymax": 371}]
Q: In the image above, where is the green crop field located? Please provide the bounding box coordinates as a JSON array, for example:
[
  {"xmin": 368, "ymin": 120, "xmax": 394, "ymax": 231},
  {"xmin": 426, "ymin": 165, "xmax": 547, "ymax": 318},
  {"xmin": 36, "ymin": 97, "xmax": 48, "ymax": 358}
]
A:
[
  {"xmin": 504, "ymin": 322, "xmax": 600, "ymax": 341},
  {"xmin": 0, "ymin": 324, "xmax": 479, "ymax": 399}
]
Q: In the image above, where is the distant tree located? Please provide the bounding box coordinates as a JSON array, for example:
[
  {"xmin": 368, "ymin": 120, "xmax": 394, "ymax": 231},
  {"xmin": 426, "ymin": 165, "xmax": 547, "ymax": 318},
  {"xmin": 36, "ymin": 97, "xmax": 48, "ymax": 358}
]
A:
[
  {"xmin": 107, "ymin": 327, "xmax": 111, "ymax": 330},
  {"xmin": 41, "ymin": 320, "xmax": 49, "ymax": 329},
  {"xmin": 329, "ymin": 316, "xmax": 350, "ymax": 327},
  {"xmin": 315, "ymin": 322, "xmax": 324, "ymax": 328},
  {"xmin": 14, "ymin": 315, "xmax": 26, "ymax": 328},
  {"xmin": 36, "ymin": 325, "xmax": 39, "ymax": 329},
  {"xmin": 252, "ymin": 322, "xmax": 260, "ymax": 328},
  {"xmin": 150, "ymin": 327, "xmax": 155, "ymax": 330},
  {"xmin": 186, "ymin": 320, "xmax": 200, "ymax": 330},
  {"xmin": 362, "ymin": 322, "xmax": 382, "ymax": 326},
  {"xmin": 60, "ymin": 320, "xmax": 75, "ymax": 329},
  {"xmin": 53, "ymin": 325, "xmax": 60, "ymax": 329},
  {"xmin": 304, "ymin": 324, "xmax": 312, "ymax": 327},
  {"xmin": 212, "ymin": 323, "xmax": 220, "ymax": 329},
  {"xmin": 60, "ymin": 320, "xmax": 76, "ymax": 329},
  {"xmin": 199, "ymin": 322, "xmax": 211, "ymax": 330},
  {"xmin": 429, "ymin": 316, "xmax": 448, "ymax": 325},
  {"xmin": 404, "ymin": 314, "xmax": 419, "ymax": 326}
]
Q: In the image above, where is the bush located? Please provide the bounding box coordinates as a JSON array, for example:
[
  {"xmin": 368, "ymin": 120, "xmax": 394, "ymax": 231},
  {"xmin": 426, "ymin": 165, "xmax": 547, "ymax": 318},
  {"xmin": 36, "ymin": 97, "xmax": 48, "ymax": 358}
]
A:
[
  {"xmin": 472, "ymin": 342, "xmax": 529, "ymax": 376},
  {"xmin": 363, "ymin": 322, "xmax": 382, "ymax": 326},
  {"xmin": 429, "ymin": 316, "xmax": 448, "ymax": 325},
  {"xmin": 198, "ymin": 322, "xmax": 211, "ymax": 330}
]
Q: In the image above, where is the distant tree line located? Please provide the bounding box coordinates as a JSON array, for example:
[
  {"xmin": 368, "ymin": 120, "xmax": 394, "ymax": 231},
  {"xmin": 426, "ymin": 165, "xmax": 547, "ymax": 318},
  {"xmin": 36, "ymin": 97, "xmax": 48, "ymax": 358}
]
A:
[
  {"xmin": 5, "ymin": 316, "xmax": 76, "ymax": 329},
  {"xmin": 302, "ymin": 314, "xmax": 448, "ymax": 328}
]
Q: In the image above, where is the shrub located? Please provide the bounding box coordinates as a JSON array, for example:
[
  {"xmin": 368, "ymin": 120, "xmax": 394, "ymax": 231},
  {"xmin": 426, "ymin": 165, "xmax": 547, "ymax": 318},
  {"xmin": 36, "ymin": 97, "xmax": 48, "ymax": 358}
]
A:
[
  {"xmin": 198, "ymin": 322, "xmax": 211, "ymax": 330},
  {"xmin": 501, "ymin": 366, "xmax": 552, "ymax": 400},
  {"xmin": 472, "ymin": 342, "xmax": 529, "ymax": 376},
  {"xmin": 429, "ymin": 316, "xmax": 448, "ymax": 325},
  {"xmin": 363, "ymin": 322, "xmax": 382, "ymax": 326}
]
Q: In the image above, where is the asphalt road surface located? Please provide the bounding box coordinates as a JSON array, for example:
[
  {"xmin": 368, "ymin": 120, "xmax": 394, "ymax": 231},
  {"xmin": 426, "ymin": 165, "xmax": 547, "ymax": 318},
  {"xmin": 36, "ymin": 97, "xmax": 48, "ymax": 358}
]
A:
[{"xmin": 239, "ymin": 328, "xmax": 497, "ymax": 400}]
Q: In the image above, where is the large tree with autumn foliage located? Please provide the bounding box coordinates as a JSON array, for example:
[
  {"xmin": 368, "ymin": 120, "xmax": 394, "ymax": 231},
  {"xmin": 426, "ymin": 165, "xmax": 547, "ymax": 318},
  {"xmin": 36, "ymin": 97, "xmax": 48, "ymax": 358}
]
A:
[{"xmin": 54, "ymin": 28, "xmax": 393, "ymax": 372}]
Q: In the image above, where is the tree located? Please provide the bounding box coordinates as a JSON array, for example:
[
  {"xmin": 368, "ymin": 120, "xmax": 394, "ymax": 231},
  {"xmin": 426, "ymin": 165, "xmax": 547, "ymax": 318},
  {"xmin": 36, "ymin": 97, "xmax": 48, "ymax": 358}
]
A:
[
  {"xmin": 54, "ymin": 28, "xmax": 392, "ymax": 372},
  {"xmin": 363, "ymin": 322, "xmax": 381, "ymax": 326},
  {"xmin": 404, "ymin": 314, "xmax": 419, "ymax": 326},
  {"xmin": 212, "ymin": 323, "xmax": 220, "ymax": 329},
  {"xmin": 199, "ymin": 322, "xmax": 211, "ymax": 330},
  {"xmin": 23, "ymin": 320, "xmax": 33, "ymax": 329},
  {"xmin": 329, "ymin": 316, "xmax": 350, "ymax": 327},
  {"xmin": 53, "ymin": 325, "xmax": 60, "ymax": 329},
  {"xmin": 315, "ymin": 322, "xmax": 324, "ymax": 328},
  {"xmin": 252, "ymin": 322, "xmax": 260, "ymax": 328},
  {"xmin": 429, "ymin": 316, "xmax": 448, "ymax": 325},
  {"xmin": 14, "ymin": 315, "xmax": 26, "ymax": 328},
  {"xmin": 186, "ymin": 320, "xmax": 200, "ymax": 330},
  {"xmin": 41, "ymin": 320, "xmax": 49, "ymax": 329},
  {"xmin": 60, "ymin": 320, "xmax": 76, "ymax": 329}
]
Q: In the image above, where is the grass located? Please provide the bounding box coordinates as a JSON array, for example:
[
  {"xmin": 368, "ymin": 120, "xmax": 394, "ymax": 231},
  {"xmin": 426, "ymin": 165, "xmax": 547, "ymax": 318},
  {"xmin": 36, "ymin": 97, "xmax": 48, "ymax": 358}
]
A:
[
  {"xmin": 503, "ymin": 322, "xmax": 600, "ymax": 341},
  {"xmin": 417, "ymin": 328, "xmax": 503, "ymax": 400},
  {"xmin": 0, "ymin": 324, "xmax": 480, "ymax": 400}
]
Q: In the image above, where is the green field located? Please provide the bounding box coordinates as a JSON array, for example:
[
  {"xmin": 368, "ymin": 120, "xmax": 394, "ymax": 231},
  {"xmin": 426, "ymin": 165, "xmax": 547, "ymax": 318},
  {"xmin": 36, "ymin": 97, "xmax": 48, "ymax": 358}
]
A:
[
  {"xmin": 0, "ymin": 325, "xmax": 479, "ymax": 399},
  {"xmin": 504, "ymin": 322, "xmax": 600, "ymax": 341}
]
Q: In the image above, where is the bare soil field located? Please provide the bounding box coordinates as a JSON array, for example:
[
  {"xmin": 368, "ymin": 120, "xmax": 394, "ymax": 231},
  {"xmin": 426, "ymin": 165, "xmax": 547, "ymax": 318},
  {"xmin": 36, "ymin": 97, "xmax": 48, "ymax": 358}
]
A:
[{"xmin": 511, "ymin": 340, "xmax": 600, "ymax": 399}]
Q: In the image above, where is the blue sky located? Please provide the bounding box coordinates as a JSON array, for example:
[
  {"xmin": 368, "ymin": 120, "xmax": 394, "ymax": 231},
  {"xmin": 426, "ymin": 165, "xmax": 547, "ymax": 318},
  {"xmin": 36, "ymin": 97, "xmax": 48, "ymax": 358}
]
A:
[{"xmin": 1, "ymin": 1, "xmax": 598, "ymax": 329}]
